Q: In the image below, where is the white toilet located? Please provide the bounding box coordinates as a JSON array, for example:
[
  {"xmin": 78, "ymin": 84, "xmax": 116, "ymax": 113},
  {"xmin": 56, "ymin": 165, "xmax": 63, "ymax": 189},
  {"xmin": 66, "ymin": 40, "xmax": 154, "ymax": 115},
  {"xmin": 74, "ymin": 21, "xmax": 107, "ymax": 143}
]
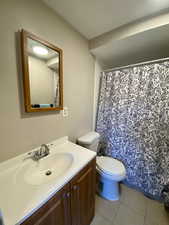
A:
[{"xmin": 78, "ymin": 132, "xmax": 126, "ymax": 201}]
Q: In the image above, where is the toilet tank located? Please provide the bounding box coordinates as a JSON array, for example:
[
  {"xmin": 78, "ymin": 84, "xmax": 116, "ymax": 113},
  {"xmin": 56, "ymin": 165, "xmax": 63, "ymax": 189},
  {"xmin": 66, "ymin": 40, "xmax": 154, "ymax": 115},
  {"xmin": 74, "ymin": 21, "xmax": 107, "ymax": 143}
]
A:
[{"xmin": 77, "ymin": 132, "xmax": 100, "ymax": 152}]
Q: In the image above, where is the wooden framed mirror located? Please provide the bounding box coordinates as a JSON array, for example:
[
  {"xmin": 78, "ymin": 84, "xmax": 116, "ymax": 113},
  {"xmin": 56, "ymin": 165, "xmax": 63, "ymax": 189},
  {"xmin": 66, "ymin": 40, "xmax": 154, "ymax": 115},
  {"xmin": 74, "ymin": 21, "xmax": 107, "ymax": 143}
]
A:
[{"xmin": 20, "ymin": 29, "xmax": 63, "ymax": 112}]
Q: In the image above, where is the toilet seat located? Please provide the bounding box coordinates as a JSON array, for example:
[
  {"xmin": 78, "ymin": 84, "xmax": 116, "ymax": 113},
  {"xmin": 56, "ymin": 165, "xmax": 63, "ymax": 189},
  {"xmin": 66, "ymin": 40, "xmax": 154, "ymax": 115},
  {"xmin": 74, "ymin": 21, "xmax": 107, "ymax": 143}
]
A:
[{"xmin": 96, "ymin": 156, "xmax": 126, "ymax": 179}]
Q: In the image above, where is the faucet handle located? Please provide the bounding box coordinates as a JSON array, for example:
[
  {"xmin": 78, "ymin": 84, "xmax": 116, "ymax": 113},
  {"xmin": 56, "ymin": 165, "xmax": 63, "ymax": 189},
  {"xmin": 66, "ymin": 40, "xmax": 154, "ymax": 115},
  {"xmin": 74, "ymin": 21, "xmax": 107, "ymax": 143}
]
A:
[{"xmin": 40, "ymin": 144, "xmax": 50, "ymax": 156}]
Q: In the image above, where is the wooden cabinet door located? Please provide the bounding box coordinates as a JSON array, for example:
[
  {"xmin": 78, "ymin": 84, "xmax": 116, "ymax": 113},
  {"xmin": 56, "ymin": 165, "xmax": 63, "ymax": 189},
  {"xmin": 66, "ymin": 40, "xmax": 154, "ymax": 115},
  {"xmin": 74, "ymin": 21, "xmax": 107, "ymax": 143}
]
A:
[
  {"xmin": 71, "ymin": 159, "xmax": 96, "ymax": 225},
  {"xmin": 21, "ymin": 184, "xmax": 71, "ymax": 225}
]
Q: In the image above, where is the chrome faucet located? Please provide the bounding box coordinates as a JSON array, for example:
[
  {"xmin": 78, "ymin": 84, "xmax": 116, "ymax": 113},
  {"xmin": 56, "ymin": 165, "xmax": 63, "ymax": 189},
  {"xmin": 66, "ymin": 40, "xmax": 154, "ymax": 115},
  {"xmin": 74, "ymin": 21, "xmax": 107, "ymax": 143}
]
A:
[{"xmin": 24, "ymin": 144, "xmax": 50, "ymax": 161}]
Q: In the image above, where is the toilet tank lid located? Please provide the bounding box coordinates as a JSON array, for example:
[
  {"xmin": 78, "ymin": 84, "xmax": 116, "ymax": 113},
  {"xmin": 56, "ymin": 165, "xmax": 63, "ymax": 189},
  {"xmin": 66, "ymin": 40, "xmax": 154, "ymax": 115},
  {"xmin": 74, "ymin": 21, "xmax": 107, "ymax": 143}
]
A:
[{"xmin": 78, "ymin": 132, "xmax": 100, "ymax": 145}]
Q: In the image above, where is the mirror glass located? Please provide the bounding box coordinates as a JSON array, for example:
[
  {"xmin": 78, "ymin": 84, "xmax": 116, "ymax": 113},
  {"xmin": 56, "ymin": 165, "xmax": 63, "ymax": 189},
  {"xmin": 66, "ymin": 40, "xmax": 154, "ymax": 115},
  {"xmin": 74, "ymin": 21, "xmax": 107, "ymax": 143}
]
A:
[{"xmin": 28, "ymin": 38, "xmax": 60, "ymax": 109}]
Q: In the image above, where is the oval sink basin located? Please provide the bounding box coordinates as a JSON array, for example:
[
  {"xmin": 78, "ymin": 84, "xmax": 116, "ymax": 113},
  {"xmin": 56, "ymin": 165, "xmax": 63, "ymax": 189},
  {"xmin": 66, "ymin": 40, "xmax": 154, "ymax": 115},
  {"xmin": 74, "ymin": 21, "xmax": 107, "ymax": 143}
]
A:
[{"xmin": 16, "ymin": 153, "xmax": 73, "ymax": 185}]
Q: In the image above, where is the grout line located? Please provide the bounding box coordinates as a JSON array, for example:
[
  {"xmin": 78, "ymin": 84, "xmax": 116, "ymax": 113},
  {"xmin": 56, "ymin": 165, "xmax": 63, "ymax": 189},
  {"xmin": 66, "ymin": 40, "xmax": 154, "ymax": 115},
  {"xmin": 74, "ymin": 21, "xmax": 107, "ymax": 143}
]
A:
[
  {"xmin": 120, "ymin": 199, "xmax": 146, "ymax": 217},
  {"xmin": 112, "ymin": 201, "xmax": 121, "ymax": 222},
  {"xmin": 95, "ymin": 211, "xmax": 114, "ymax": 225},
  {"xmin": 143, "ymin": 197, "xmax": 148, "ymax": 225},
  {"xmin": 95, "ymin": 196, "xmax": 121, "ymax": 224}
]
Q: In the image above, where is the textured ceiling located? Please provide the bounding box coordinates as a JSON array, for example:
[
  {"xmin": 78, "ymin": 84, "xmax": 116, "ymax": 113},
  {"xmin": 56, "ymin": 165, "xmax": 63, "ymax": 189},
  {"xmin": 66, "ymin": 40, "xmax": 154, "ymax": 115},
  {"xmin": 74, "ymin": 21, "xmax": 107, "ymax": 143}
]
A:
[{"xmin": 43, "ymin": 0, "xmax": 169, "ymax": 39}]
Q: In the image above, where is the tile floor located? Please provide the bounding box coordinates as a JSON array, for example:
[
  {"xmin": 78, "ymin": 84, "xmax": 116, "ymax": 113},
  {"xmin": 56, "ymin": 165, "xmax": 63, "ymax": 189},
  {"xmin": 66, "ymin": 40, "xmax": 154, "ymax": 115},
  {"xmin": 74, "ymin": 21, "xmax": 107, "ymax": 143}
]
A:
[{"xmin": 91, "ymin": 183, "xmax": 169, "ymax": 225}]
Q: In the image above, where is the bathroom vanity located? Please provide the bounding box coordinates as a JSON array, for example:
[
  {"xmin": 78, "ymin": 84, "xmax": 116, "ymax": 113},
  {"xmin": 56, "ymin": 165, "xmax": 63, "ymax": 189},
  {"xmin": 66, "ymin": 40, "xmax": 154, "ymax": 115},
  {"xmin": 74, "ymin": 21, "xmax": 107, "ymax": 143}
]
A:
[
  {"xmin": 21, "ymin": 159, "xmax": 96, "ymax": 225},
  {"xmin": 0, "ymin": 137, "xmax": 96, "ymax": 225}
]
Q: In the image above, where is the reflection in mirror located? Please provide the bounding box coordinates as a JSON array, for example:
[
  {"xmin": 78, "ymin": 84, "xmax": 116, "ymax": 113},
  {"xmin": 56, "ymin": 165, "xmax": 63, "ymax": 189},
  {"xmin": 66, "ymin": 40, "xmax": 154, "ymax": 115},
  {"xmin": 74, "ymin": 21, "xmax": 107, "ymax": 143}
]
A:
[
  {"xmin": 20, "ymin": 30, "xmax": 63, "ymax": 112},
  {"xmin": 28, "ymin": 38, "xmax": 60, "ymax": 108}
]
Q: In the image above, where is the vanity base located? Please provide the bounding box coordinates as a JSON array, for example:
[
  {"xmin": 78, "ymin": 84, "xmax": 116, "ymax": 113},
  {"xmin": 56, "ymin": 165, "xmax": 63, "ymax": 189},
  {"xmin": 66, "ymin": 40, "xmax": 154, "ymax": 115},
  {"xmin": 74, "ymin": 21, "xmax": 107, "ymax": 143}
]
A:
[{"xmin": 21, "ymin": 158, "xmax": 96, "ymax": 225}]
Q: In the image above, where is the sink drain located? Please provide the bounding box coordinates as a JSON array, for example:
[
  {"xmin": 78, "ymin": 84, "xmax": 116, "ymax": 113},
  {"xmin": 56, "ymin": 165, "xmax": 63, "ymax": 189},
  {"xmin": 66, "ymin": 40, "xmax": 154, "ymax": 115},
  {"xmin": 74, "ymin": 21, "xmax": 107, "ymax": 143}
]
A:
[{"xmin": 45, "ymin": 170, "xmax": 52, "ymax": 176}]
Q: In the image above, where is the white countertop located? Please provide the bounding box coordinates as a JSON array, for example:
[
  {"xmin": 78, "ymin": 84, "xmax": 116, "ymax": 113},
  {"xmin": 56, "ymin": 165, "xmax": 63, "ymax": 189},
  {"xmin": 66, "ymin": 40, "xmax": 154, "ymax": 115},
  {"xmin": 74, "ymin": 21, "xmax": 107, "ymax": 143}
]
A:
[{"xmin": 0, "ymin": 137, "xmax": 96, "ymax": 225}]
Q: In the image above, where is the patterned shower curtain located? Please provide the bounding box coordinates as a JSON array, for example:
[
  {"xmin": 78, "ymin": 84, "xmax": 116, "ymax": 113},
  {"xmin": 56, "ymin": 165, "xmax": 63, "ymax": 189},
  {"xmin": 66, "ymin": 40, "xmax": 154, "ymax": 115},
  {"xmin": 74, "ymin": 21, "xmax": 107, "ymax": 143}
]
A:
[{"xmin": 96, "ymin": 61, "xmax": 169, "ymax": 200}]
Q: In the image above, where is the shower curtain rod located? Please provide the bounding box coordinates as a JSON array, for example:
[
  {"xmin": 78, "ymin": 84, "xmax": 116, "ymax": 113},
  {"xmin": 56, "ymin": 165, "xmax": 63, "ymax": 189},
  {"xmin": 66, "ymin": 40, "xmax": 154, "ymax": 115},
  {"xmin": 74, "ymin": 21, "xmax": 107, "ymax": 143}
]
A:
[{"xmin": 103, "ymin": 56, "xmax": 169, "ymax": 73}]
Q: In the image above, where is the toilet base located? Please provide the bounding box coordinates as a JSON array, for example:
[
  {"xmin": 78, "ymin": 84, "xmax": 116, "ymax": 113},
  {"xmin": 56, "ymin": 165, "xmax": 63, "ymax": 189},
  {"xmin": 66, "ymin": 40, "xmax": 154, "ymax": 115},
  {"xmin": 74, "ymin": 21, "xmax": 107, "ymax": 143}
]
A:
[
  {"xmin": 98, "ymin": 192, "xmax": 119, "ymax": 201},
  {"xmin": 97, "ymin": 173, "xmax": 120, "ymax": 201}
]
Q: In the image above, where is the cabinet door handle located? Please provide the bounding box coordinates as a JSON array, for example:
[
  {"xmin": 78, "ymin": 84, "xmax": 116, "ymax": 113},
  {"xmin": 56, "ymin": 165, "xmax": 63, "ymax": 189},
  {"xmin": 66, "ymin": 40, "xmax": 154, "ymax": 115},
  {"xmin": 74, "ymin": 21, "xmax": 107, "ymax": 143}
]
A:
[
  {"xmin": 63, "ymin": 192, "xmax": 70, "ymax": 199},
  {"xmin": 67, "ymin": 192, "xmax": 70, "ymax": 198}
]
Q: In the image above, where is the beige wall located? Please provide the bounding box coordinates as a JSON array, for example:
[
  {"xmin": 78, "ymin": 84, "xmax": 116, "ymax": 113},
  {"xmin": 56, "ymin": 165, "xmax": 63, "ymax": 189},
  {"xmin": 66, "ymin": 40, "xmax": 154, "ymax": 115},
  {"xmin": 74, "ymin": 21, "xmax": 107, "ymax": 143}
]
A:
[
  {"xmin": 93, "ymin": 59, "xmax": 103, "ymax": 130},
  {"xmin": 0, "ymin": 0, "xmax": 95, "ymax": 162}
]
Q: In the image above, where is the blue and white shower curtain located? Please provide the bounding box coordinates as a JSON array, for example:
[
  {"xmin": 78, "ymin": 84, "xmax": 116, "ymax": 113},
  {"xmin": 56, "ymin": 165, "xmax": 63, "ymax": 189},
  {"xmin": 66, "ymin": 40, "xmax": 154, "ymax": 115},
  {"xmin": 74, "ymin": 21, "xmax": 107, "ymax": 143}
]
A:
[{"xmin": 96, "ymin": 61, "xmax": 169, "ymax": 200}]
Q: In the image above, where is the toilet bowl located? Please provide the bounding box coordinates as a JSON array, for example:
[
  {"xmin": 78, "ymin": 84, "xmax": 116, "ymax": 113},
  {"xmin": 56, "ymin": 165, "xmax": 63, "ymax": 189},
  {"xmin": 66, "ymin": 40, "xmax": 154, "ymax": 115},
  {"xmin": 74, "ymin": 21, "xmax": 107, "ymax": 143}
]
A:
[
  {"xmin": 77, "ymin": 132, "xmax": 126, "ymax": 201},
  {"xmin": 96, "ymin": 156, "xmax": 126, "ymax": 200}
]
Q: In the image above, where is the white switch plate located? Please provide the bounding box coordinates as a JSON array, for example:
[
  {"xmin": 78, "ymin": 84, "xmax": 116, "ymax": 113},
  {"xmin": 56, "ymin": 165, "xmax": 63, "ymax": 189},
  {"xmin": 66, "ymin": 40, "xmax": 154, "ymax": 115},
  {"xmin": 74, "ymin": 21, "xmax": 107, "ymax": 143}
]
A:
[{"xmin": 63, "ymin": 107, "xmax": 68, "ymax": 117}]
